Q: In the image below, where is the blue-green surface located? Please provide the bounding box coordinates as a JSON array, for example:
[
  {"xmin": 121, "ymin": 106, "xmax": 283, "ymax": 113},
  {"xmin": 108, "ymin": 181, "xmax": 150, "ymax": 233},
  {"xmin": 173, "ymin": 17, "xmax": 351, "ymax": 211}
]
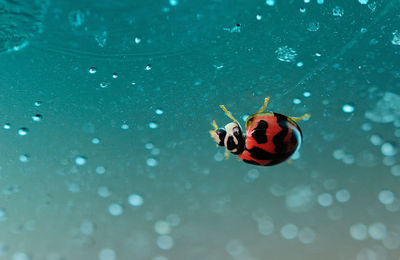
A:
[{"xmin": 1, "ymin": 0, "xmax": 400, "ymax": 259}]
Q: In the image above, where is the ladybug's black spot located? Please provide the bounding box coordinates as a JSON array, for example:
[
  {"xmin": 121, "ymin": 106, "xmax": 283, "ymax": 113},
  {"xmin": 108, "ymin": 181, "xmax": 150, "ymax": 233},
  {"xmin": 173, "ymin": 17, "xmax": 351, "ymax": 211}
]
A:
[
  {"xmin": 216, "ymin": 129, "xmax": 226, "ymax": 146},
  {"xmin": 242, "ymin": 159, "xmax": 261, "ymax": 166},
  {"xmin": 247, "ymin": 146, "xmax": 280, "ymax": 160},
  {"xmin": 226, "ymin": 136, "xmax": 236, "ymax": 150},
  {"xmin": 232, "ymin": 131, "xmax": 245, "ymax": 155},
  {"xmin": 272, "ymin": 113, "xmax": 289, "ymax": 154},
  {"xmin": 252, "ymin": 120, "xmax": 268, "ymax": 144}
]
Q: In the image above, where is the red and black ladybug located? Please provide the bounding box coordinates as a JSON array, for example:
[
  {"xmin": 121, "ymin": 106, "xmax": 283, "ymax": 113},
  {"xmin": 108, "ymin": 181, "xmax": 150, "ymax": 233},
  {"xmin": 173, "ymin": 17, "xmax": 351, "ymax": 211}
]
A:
[{"xmin": 209, "ymin": 97, "xmax": 310, "ymax": 166}]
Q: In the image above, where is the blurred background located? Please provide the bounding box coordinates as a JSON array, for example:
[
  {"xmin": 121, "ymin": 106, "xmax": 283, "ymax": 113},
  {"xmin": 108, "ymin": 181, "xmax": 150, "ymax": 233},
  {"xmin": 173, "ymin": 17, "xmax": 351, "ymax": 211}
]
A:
[{"xmin": 0, "ymin": 0, "xmax": 400, "ymax": 259}]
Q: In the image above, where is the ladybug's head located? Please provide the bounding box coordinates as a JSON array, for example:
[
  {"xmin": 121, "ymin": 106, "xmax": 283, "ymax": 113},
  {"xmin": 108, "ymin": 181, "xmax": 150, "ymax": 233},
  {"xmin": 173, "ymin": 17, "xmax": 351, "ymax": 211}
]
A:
[{"xmin": 211, "ymin": 122, "xmax": 245, "ymax": 155}]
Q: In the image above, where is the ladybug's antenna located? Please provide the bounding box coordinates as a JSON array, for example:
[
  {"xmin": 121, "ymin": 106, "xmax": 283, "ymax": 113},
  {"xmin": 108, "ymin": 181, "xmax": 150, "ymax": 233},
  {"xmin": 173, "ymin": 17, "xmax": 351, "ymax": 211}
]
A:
[
  {"xmin": 256, "ymin": 97, "xmax": 270, "ymax": 115},
  {"xmin": 219, "ymin": 105, "xmax": 238, "ymax": 124},
  {"xmin": 289, "ymin": 113, "xmax": 311, "ymax": 122}
]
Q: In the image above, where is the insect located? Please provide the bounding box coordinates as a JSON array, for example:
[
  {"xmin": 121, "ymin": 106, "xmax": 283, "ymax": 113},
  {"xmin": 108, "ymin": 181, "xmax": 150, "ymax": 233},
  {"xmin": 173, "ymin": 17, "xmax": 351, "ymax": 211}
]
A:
[{"xmin": 209, "ymin": 97, "xmax": 310, "ymax": 166}]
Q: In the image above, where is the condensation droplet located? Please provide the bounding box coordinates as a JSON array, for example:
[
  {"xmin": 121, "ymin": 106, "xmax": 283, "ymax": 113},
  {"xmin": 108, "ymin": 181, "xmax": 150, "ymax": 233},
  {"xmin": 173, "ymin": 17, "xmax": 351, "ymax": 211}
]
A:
[
  {"xmin": 342, "ymin": 103, "xmax": 355, "ymax": 113},
  {"xmin": 128, "ymin": 194, "xmax": 143, "ymax": 207},
  {"xmin": 89, "ymin": 67, "xmax": 97, "ymax": 74},
  {"xmin": 18, "ymin": 128, "xmax": 29, "ymax": 136},
  {"xmin": 108, "ymin": 203, "xmax": 123, "ymax": 216},
  {"xmin": 75, "ymin": 156, "xmax": 87, "ymax": 166},
  {"xmin": 32, "ymin": 114, "xmax": 42, "ymax": 122},
  {"xmin": 146, "ymin": 158, "xmax": 158, "ymax": 167}
]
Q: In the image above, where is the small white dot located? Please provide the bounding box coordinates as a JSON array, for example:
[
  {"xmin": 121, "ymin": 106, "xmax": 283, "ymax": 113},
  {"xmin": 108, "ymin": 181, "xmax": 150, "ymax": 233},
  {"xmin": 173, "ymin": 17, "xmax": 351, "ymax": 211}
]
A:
[
  {"xmin": 95, "ymin": 166, "xmax": 106, "ymax": 175},
  {"xmin": 335, "ymin": 189, "xmax": 350, "ymax": 203},
  {"xmin": 317, "ymin": 193, "xmax": 333, "ymax": 207},
  {"xmin": 378, "ymin": 190, "xmax": 395, "ymax": 205},
  {"xmin": 75, "ymin": 156, "xmax": 87, "ymax": 166},
  {"xmin": 98, "ymin": 248, "xmax": 116, "ymax": 260},
  {"xmin": 108, "ymin": 203, "xmax": 123, "ymax": 216},
  {"xmin": 128, "ymin": 194, "xmax": 143, "ymax": 207},
  {"xmin": 342, "ymin": 103, "xmax": 355, "ymax": 113},
  {"xmin": 157, "ymin": 235, "xmax": 174, "ymax": 250},
  {"xmin": 146, "ymin": 158, "xmax": 158, "ymax": 167},
  {"xmin": 281, "ymin": 224, "xmax": 298, "ymax": 240},
  {"xmin": 149, "ymin": 122, "xmax": 159, "ymax": 129}
]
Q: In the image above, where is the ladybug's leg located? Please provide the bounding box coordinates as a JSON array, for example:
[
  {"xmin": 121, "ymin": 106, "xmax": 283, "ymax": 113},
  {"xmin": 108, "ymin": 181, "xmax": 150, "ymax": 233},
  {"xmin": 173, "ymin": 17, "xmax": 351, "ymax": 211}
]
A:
[
  {"xmin": 219, "ymin": 105, "xmax": 238, "ymax": 124},
  {"xmin": 289, "ymin": 113, "xmax": 311, "ymax": 122},
  {"xmin": 255, "ymin": 97, "xmax": 270, "ymax": 115},
  {"xmin": 209, "ymin": 120, "xmax": 218, "ymax": 135},
  {"xmin": 224, "ymin": 150, "xmax": 231, "ymax": 160}
]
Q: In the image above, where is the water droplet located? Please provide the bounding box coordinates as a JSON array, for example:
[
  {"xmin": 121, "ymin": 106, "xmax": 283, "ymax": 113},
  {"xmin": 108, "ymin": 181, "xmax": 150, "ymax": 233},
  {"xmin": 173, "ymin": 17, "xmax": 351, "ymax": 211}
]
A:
[
  {"xmin": 99, "ymin": 82, "xmax": 110, "ymax": 89},
  {"xmin": 89, "ymin": 67, "xmax": 97, "ymax": 74},
  {"xmin": 307, "ymin": 21, "xmax": 320, "ymax": 32},
  {"xmin": 391, "ymin": 165, "xmax": 400, "ymax": 176},
  {"xmin": 80, "ymin": 220, "xmax": 95, "ymax": 235},
  {"xmin": 392, "ymin": 30, "xmax": 400, "ymax": 46},
  {"xmin": 358, "ymin": 0, "xmax": 368, "ymax": 4},
  {"xmin": 75, "ymin": 156, "xmax": 87, "ymax": 166},
  {"xmin": 155, "ymin": 109, "xmax": 164, "ymax": 115},
  {"xmin": 151, "ymin": 148, "xmax": 160, "ymax": 156},
  {"xmin": 361, "ymin": 122, "xmax": 372, "ymax": 131},
  {"xmin": 128, "ymin": 194, "xmax": 143, "ymax": 207},
  {"xmin": 91, "ymin": 137, "xmax": 101, "ymax": 144},
  {"xmin": 378, "ymin": 190, "xmax": 395, "ymax": 205},
  {"xmin": 317, "ymin": 193, "xmax": 333, "ymax": 207},
  {"xmin": 34, "ymin": 101, "xmax": 41, "ymax": 107},
  {"xmin": 18, "ymin": 128, "xmax": 29, "ymax": 136},
  {"xmin": 0, "ymin": 208, "xmax": 7, "ymax": 222},
  {"xmin": 381, "ymin": 142, "xmax": 397, "ymax": 156},
  {"xmin": 275, "ymin": 46, "xmax": 297, "ymax": 62},
  {"xmin": 149, "ymin": 122, "xmax": 158, "ymax": 129},
  {"xmin": 281, "ymin": 224, "xmax": 298, "ymax": 240},
  {"xmin": 154, "ymin": 221, "xmax": 171, "ymax": 235},
  {"xmin": 98, "ymin": 248, "xmax": 116, "ymax": 260},
  {"xmin": 298, "ymin": 227, "xmax": 315, "ymax": 244},
  {"xmin": 293, "ymin": 98, "xmax": 301, "ymax": 104},
  {"xmin": 3, "ymin": 123, "xmax": 11, "ymax": 130},
  {"xmin": 370, "ymin": 134, "xmax": 383, "ymax": 146},
  {"xmin": 12, "ymin": 252, "xmax": 31, "ymax": 260},
  {"xmin": 300, "ymin": 7, "xmax": 306, "ymax": 13},
  {"xmin": 19, "ymin": 154, "xmax": 30, "ymax": 163},
  {"xmin": 336, "ymin": 189, "xmax": 350, "ymax": 203},
  {"xmin": 32, "ymin": 114, "xmax": 42, "ymax": 122},
  {"xmin": 265, "ymin": 0, "xmax": 275, "ymax": 6},
  {"xmin": 112, "ymin": 73, "xmax": 118, "ymax": 79},
  {"xmin": 146, "ymin": 158, "xmax": 158, "ymax": 167},
  {"xmin": 157, "ymin": 235, "xmax": 174, "ymax": 250},
  {"xmin": 296, "ymin": 62, "xmax": 304, "ymax": 67},
  {"xmin": 108, "ymin": 203, "xmax": 123, "ymax": 216},
  {"xmin": 98, "ymin": 186, "xmax": 111, "ymax": 198},
  {"xmin": 350, "ymin": 223, "xmax": 368, "ymax": 240},
  {"xmin": 368, "ymin": 222, "xmax": 387, "ymax": 240},
  {"xmin": 342, "ymin": 103, "xmax": 355, "ymax": 113},
  {"xmin": 256, "ymin": 14, "xmax": 262, "ymax": 20},
  {"xmin": 317, "ymin": 0, "xmax": 324, "ymax": 4},
  {"xmin": 332, "ymin": 6, "xmax": 344, "ymax": 17},
  {"xmin": 95, "ymin": 166, "xmax": 106, "ymax": 175},
  {"xmin": 303, "ymin": 91, "xmax": 311, "ymax": 97},
  {"xmin": 145, "ymin": 64, "xmax": 152, "ymax": 71},
  {"xmin": 145, "ymin": 143, "xmax": 154, "ymax": 150},
  {"xmin": 169, "ymin": 0, "xmax": 178, "ymax": 6},
  {"xmin": 134, "ymin": 37, "xmax": 141, "ymax": 44},
  {"xmin": 121, "ymin": 123, "xmax": 129, "ymax": 130}
]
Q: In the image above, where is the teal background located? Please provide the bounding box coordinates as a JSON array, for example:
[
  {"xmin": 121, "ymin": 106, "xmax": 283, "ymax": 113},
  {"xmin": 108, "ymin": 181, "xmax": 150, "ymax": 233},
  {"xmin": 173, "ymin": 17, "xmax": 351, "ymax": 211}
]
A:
[{"xmin": 1, "ymin": 0, "xmax": 400, "ymax": 259}]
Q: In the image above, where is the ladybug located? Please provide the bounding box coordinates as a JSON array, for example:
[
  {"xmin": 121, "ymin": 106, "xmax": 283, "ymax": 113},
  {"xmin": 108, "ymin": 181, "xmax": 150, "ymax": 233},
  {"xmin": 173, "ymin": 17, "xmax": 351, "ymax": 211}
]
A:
[{"xmin": 209, "ymin": 97, "xmax": 310, "ymax": 166}]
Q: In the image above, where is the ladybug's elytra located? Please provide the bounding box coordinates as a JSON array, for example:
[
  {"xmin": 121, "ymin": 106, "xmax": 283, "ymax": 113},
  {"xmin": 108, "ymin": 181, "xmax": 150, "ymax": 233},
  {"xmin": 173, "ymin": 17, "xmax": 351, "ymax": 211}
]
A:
[{"xmin": 209, "ymin": 97, "xmax": 310, "ymax": 166}]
